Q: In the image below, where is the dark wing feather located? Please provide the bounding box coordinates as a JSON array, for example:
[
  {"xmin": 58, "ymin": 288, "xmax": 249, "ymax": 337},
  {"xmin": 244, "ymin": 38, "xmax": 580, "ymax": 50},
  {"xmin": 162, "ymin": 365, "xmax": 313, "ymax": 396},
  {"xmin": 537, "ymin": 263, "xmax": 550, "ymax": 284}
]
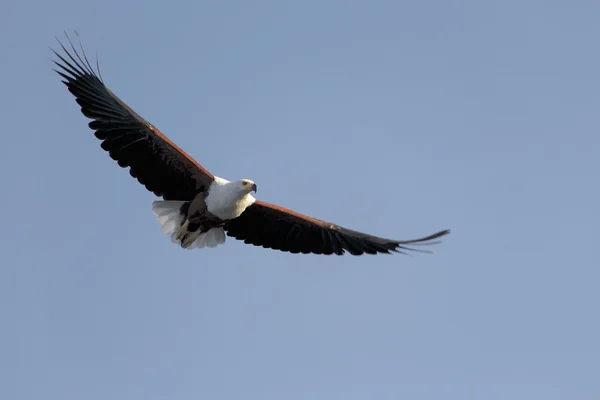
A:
[
  {"xmin": 224, "ymin": 201, "xmax": 450, "ymax": 256},
  {"xmin": 51, "ymin": 34, "xmax": 214, "ymax": 200}
]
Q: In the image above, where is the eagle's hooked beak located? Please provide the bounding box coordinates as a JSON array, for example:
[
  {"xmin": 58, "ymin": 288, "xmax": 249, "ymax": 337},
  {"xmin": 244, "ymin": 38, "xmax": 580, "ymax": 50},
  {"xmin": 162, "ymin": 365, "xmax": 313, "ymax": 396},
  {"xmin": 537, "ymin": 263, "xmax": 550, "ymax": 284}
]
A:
[{"xmin": 251, "ymin": 183, "xmax": 257, "ymax": 193}]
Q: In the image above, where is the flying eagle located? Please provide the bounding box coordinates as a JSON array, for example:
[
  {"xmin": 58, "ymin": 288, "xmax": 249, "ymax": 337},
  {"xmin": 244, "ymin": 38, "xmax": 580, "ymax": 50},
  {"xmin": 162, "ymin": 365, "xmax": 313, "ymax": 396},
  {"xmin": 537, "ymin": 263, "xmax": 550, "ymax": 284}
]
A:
[{"xmin": 51, "ymin": 35, "xmax": 450, "ymax": 256}]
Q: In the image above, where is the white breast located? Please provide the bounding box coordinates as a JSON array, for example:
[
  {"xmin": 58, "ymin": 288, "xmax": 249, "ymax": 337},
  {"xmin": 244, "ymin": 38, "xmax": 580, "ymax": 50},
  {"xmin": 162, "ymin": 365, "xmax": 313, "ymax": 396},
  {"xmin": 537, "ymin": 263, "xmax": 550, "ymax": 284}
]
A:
[{"xmin": 205, "ymin": 177, "xmax": 256, "ymax": 220}]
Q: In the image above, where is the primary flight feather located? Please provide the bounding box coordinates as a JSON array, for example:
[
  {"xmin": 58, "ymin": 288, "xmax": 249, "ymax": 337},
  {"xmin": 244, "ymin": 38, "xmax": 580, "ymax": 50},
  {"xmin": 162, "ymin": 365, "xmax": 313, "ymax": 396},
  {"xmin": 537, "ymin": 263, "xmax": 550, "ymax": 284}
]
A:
[{"xmin": 52, "ymin": 33, "xmax": 450, "ymax": 256}]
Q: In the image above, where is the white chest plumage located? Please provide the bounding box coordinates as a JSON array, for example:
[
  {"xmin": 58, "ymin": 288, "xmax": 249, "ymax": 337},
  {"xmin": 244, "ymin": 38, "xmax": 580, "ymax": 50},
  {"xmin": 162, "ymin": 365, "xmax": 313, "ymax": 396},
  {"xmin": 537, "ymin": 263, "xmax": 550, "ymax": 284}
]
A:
[{"xmin": 205, "ymin": 177, "xmax": 256, "ymax": 220}]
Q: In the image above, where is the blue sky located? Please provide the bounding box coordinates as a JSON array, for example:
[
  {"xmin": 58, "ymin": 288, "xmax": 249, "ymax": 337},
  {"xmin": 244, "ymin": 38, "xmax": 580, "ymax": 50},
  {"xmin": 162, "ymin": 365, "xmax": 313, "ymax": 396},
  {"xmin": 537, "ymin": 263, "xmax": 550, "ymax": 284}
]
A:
[{"xmin": 1, "ymin": 0, "xmax": 599, "ymax": 399}]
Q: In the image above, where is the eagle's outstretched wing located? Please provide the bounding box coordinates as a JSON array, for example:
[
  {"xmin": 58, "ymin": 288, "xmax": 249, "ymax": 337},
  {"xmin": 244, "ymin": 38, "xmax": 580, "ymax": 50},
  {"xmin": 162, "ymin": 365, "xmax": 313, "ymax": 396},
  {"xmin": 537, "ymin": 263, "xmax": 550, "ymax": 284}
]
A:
[
  {"xmin": 52, "ymin": 34, "xmax": 214, "ymax": 200},
  {"xmin": 225, "ymin": 200, "xmax": 450, "ymax": 255}
]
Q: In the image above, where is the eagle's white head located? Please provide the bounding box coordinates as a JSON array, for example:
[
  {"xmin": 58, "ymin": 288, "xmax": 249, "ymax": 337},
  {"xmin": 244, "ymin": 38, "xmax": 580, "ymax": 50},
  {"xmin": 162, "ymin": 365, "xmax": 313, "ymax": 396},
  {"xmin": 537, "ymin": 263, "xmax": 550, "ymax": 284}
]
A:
[
  {"xmin": 238, "ymin": 179, "xmax": 257, "ymax": 194},
  {"xmin": 203, "ymin": 177, "xmax": 257, "ymax": 220}
]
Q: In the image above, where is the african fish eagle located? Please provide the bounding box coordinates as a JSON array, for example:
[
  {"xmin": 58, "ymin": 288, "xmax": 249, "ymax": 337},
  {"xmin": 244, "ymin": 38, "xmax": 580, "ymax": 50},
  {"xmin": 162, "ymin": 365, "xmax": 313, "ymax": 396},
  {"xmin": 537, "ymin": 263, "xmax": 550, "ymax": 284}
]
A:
[{"xmin": 51, "ymin": 34, "xmax": 450, "ymax": 256}]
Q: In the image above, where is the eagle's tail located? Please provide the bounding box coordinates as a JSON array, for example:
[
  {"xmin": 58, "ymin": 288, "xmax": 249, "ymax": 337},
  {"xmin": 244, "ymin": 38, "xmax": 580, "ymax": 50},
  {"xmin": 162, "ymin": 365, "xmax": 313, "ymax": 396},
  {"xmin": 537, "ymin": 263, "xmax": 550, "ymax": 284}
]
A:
[{"xmin": 151, "ymin": 201, "xmax": 226, "ymax": 249}]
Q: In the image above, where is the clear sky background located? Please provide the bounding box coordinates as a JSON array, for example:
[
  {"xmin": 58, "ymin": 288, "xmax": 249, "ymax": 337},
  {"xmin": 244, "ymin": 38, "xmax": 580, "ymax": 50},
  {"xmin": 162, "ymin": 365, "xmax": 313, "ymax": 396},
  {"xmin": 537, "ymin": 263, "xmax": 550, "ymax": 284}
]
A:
[{"xmin": 1, "ymin": 1, "xmax": 599, "ymax": 399}]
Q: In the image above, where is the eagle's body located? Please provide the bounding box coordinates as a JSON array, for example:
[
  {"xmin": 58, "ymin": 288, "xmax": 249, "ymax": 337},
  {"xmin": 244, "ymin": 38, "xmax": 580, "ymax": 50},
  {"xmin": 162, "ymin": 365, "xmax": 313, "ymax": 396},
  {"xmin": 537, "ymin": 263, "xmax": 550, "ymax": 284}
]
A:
[
  {"xmin": 154, "ymin": 177, "xmax": 257, "ymax": 249},
  {"xmin": 52, "ymin": 34, "xmax": 450, "ymax": 256}
]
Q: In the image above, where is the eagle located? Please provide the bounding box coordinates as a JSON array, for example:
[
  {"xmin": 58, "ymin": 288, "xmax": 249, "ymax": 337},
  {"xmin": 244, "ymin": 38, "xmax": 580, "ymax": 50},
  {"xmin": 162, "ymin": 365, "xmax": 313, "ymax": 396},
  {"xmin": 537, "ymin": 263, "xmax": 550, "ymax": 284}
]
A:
[{"xmin": 51, "ymin": 34, "xmax": 450, "ymax": 256}]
